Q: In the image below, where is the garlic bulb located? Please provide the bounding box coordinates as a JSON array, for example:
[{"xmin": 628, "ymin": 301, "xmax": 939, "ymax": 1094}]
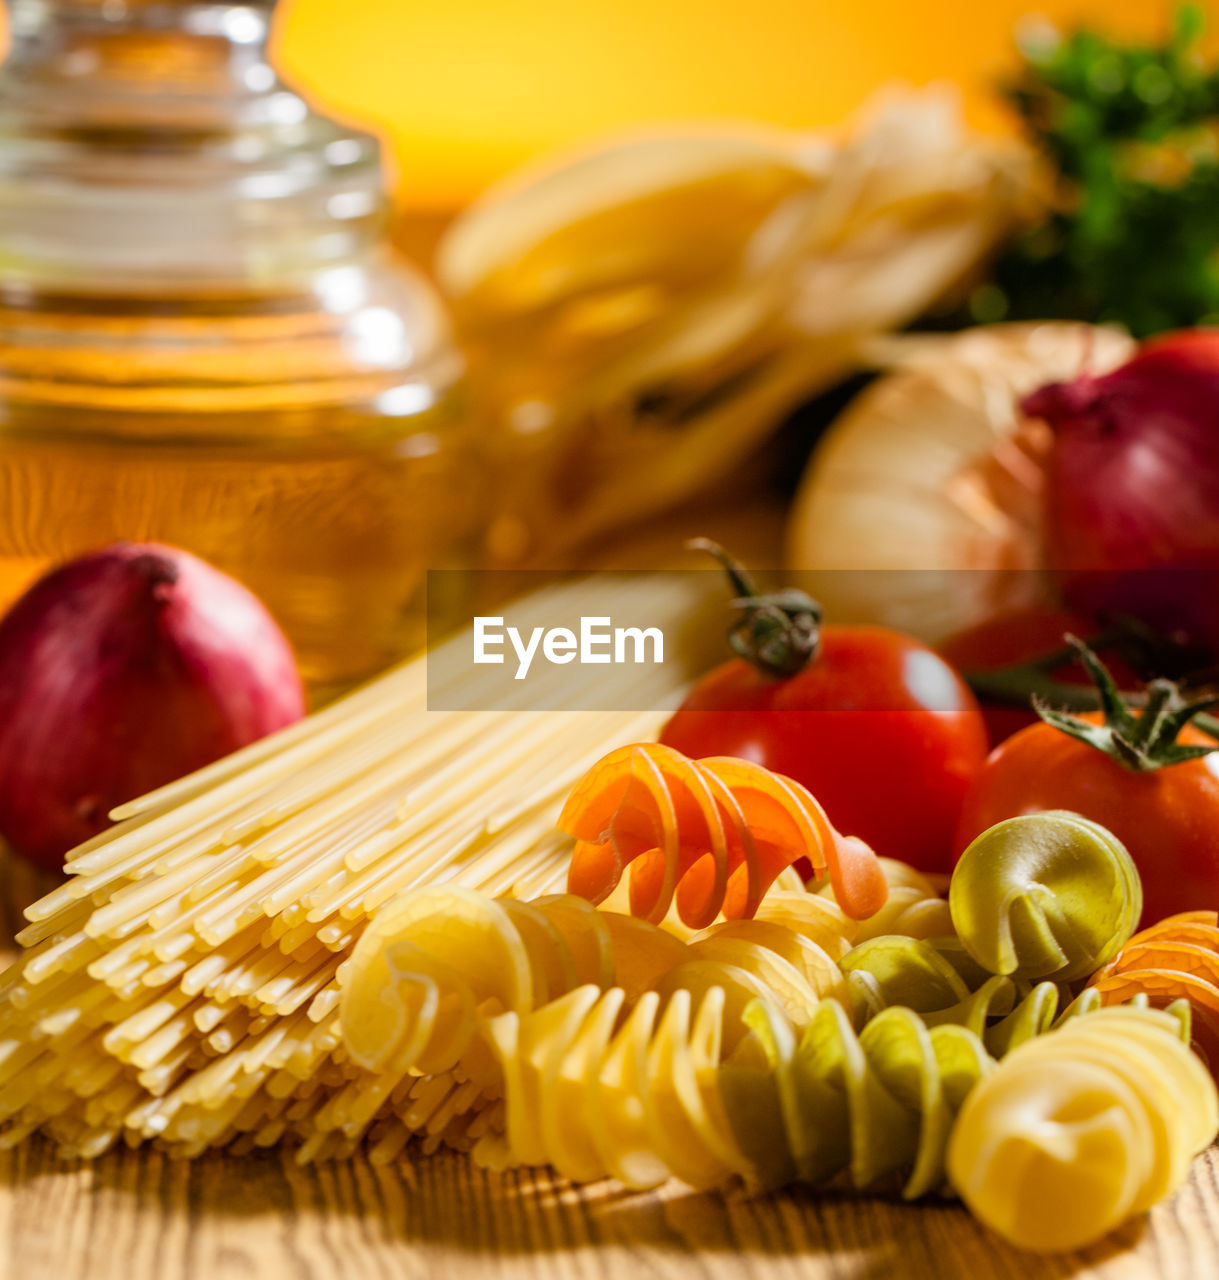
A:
[
  {"xmin": 786, "ymin": 322, "xmax": 1136, "ymax": 642},
  {"xmin": 438, "ymin": 88, "xmax": 1034, "ymax": 567}
]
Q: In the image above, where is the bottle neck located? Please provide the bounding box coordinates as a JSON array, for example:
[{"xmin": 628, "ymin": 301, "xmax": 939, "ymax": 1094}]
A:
[
  {"xmin": 4, "ymin": 0, "xmax": 278, "ymax": 122},
  {"xmin": 0, "ymin": 0, "xmax": 389, "ymax": 297}
]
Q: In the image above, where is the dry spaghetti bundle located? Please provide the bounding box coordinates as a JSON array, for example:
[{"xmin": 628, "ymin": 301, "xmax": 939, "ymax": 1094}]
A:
[
  {"xmin": 0, "ymin": 575, "xmax": 714, "ymax": 1160},
  {"xmin": 561, "ymin": 743, "xmax": 887, "ymax": 927}
]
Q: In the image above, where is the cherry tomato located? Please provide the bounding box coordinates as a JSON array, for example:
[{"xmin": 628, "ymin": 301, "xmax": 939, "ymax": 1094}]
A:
[
  {"xmin": 954, "ymin": 713, "xmax": 1219, "ymax": 928},
  {"xmin": 938, "ymin": 607, "xmax": 1140, "ymax": 747},
  {"xmin": 660, "ymin": 626, "xmax": 988, "ymax": 874}
]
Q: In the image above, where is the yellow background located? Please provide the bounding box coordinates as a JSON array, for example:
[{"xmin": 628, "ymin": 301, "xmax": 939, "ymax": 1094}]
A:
[
  {"xmin": 273, "ymin": 0, "xmax": 1214, "ymax": 208},
  {"xmin": 0, "ymin": 1, "xmax": 1212, "ymax": 209}
]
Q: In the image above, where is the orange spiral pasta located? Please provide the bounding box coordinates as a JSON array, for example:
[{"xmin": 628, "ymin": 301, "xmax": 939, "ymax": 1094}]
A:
[
  {"xmin": 1089, "ymin": 911, "xmax": 1219, "ymax": 1074},
  {"xmin": 560, "ymin": 743, "xmax": 887, "ymax": 929}
]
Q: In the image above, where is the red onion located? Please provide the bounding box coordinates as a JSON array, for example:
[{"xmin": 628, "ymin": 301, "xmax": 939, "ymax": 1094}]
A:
[
  {"xmin": 0, "ymin": 543, "xmax": 306, "ymax": 870},
  {"xmin": 1023, "ymin": 329, "xmax": 1219, "ymax": 651}
]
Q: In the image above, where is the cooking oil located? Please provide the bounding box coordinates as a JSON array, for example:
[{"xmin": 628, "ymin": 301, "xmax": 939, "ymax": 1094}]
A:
[{"xmin": 0, "ymin": 0, "xmax": 481, "ymax": 691}]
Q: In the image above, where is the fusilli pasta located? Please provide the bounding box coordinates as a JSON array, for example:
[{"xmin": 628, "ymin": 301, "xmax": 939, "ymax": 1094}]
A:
[
  {"xmin": 820, "ymin": 857, "xmax": 951, "ymax": 943},
  {"xmin": 476, "ymin": 983, "xmax": 994, "ymax": 1199},
  {"xmin": 949, "ymin": 811, "xmax": 1142, "ymax": 981},
  {"xmin": 1089, "ymin": 910, "xmax": 1219, "ymax": 1074},
  {"xmin": 560, "ymin": 743, "xmax": 887, "ymax": 927},
  {"xmin": 947, "ymin": 1006, "xmax": 1217, "ymax": 1252},
  {"xmin": 339, "ymin": 885, "xmax": 857, "ymax": 1081}
]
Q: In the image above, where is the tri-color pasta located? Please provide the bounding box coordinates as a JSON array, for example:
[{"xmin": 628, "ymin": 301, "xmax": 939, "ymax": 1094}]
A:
[
  {"xmin": 477, "ymin": 977, "xmax": 1207, "ymax": 1238},
  {"xmin": 477, "ymin": 984, "xmax": 995, "ymax": 1197}
]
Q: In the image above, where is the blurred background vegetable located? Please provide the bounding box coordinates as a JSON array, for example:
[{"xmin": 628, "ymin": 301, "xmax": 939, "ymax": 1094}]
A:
[
  {"xmin": 270, "ymin": 0, "xmax": 1211, "ymax": 211},
  {"xmin": 785, "ymin": 322, "xmax": 1133, "ymax": 641},
  {"xmin": 439, "ymin": 92, "xmax": 1032, "ymax": 568},
  {"xmin": 1029, "ymin": 327, "xmax": 1219, "ymax": 654},
  {"xmin": 0, "ymin": 544, "xmax": 304, "ymax": 872},
  {"xmin": 984, "ymin": 4, "xmax": 1219, "ymax": 336}
]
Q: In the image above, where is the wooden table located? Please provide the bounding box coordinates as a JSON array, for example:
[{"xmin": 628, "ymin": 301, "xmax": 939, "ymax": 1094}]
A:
[{"xmin": 3, "ymin": 1137, "xmax": 1216, "ymax": 1280}]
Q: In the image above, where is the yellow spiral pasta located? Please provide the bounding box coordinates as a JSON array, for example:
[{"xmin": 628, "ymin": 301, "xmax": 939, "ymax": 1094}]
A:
[
  {"xmin": 819, "ymin": 858, "xmax": 952, "ymax": 943},
  {"xmin": 947, "ymin": 1006, "xmax": 1218, "ymax": 1252},
  {"xmin": 339, "ymin": 887, "xmax": 691, "ymax": 1078},
  {"xmin": 475, "ymin": 984, "xmax": 750, "ymax": 1190},
  {"xmin": 651, "ymin": 893, "xmax": 854, "ymax": 1042},
  {"xmin": 338, "ymin": 884, "xmax": 855, "ymax": 1110}
]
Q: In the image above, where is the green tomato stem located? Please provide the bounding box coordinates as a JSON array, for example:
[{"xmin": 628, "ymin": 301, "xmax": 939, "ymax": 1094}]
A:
[{"xmin": 964, "ymin": 637, "xmax": 1219, "ymax": 763}]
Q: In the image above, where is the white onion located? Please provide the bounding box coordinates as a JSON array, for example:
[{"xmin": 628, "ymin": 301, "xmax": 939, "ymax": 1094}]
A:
[{"xmin": 786, "ymin": 322, "xmax": 1136, "ymax": 641}]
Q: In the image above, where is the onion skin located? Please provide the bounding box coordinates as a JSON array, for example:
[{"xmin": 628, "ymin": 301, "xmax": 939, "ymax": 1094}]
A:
[
  {"xmin": 1026, "ymin": 328, "xmax": 1219, "ymax": 651},
  {"xmin": 0, "ymin": 543, "xmax": 305, "ymax": 870}
]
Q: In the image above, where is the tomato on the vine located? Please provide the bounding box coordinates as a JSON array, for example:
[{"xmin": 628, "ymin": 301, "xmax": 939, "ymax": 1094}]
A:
[
  {"xmin": 953, "ymin": 640, "xmax": 1219, "ymax": 928},
  {"xmin": 660, "ymin": 544, "xmax": 988, "ymax": 874}
]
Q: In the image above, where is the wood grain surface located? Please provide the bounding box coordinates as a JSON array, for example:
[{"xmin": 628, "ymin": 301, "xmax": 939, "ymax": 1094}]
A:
[{"xmin": 2, "ymin": 1137, "xmax": 1217, "ymax": 1280}]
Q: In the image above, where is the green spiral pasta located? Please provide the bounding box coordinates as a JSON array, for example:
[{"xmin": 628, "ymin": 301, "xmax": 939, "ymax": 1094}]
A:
[
  {"xmin": 839, "ymin": 935, "xmax": 975, "ymax": 1022},
  {"xmin": 948, "ymin": 1005, "xmax": 1217, "ymax": 1252},
  {"xmin": 949, "ymin": 811, "xmax": 1142, "ymax": 982},
  {"xmin": 720, "ymin": 996, "xmax": 993, "ymax": 1197},
  {"xmin": 837, "ymin": 867, "xmax": 1152, "ymax": 1057}
]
